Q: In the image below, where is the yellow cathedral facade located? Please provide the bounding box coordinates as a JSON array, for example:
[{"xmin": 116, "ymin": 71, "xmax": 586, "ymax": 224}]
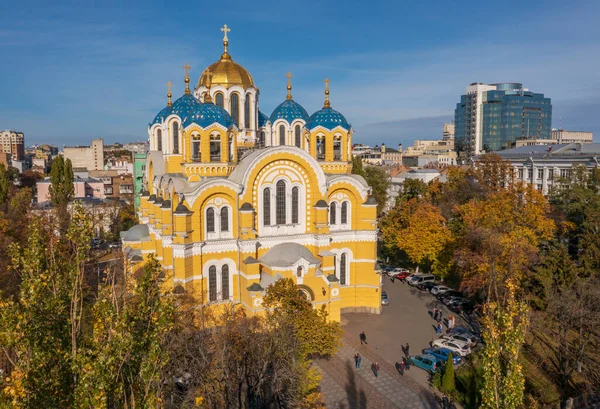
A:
[{"xmin": 121, "ymin": 25, "xmax": 382, "ymax": 321}]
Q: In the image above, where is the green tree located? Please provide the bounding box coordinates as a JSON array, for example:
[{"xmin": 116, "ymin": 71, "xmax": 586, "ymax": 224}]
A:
[
  {"xmin": 351, "ymin": 155, "xmax": 365, "ymax": 177},
  {"xmin": 0, "ymin": 164, "xmax": 10, "ymax": 208},
  {"xmin": 401, "ymin": 178, "xmax": 428, "ymax": 201},
  {"xmin": 363, "ymin": 166, "xmax": 390, "ymax": 216},
  {"xmin": 49, "ymin": 156, "xmax": 74, "ymax": 207},
  {"xmin": 442, "ymin": 353, "xmax": 456, "ymax": 395}
]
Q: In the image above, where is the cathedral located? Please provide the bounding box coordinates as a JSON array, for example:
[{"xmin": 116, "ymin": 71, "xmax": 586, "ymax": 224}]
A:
[{"xmin": 121, "ymin": 25, "xmax": 381, "ymax": 321}]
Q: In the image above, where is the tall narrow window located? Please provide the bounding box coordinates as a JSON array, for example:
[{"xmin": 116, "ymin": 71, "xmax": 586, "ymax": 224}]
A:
[
  {"xmin": 156, "ymin": 129, "xmax": 162, "ymax": 151},
  {"xmin": 230, "ymin": 93, "xmax": 240, "ymax": 125},
  {"xmin": 297, "ymin": 266, "xmax": 302, "ymax": 277},
  {"xmin": 259, "ymin": 131, "xmax": 265, "ymax": 147},
  {"xmin": 333, "ymin": 136, "xmax": 341, "ymax": 160},
  {"xmin": 340, "ymin": 253, "xmax": 347, "ymax": 285},
  {"xmin": 210, "ymin": 135, "xmax": 221, "ymax": 161},
  {"xmin": 172, "ymin": 122, "xmax": 179, "ymax": 154},
  {"xmin": 329, "ymin": 202, "xmax": 336, "ymax": 225},
  {"xmin": 209, "ymin": 266, "xmax": 217, "ymax": 302},
  {"xmin": 215, "ymin": 93, "xmax": 224, "ymax": 108},
  {"xmin": 276, "ymin": 180, "xmax": 286, "ymax": 225},
  {"xmin": 220, "ymin": 207, "xmax": 229, "ymax": 232},
  {"xmin": 295, "ymin": 125, "xmax": 301, "ymax": 147},
  {"xmin": 207, "ymin": 208, "xmax": 215, "ymax": 232},
  {"xmin": 279, "ymin": 125, "xmax": 286, "ymax": 146},
  {"xmin": 244, "ymin": 94, "xmax": 251, "ymax": 129},
  {"xmin": 192, "ymin": 138, "xmax": 200, "ymax": 161},
  {"xmin": 263, "ymin": 188, "xmax": 271, "ymax": 226},
  {"xmin": 341, "ymin": 201, "xmax": 348, "ymax": 224},
  {"xmin": 221, "ymin": 265, "xmax": 229, "ymax": 300},
  {"xmin": 317, "ymin": 136, "xmax": 325, "ymax": 160},
  {"xmin": 291, "ymin": 187, "xmax": 299, "ymax": 224}
]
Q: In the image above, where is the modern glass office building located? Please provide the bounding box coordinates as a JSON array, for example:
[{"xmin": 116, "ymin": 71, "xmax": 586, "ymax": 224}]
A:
[{"xmin": 455, "ymin": 83, "xmax": 552, "ymax": 156}]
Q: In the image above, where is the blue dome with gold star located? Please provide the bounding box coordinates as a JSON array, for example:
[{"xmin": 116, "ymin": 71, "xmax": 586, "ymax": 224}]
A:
[
  {"xmin": 185, "ymin": 102, "xmax": 234, "ymax": 128},
  {"xmin": 307, "ymin": 107, "xmax": 350, "ymax": 131},
  {"xmin": 151, "ymin": 105, "xmax": 173, "ymax": 125},
  {"xmin": 258, "ymin": 111, "xmax": 268, "ymax": 127},
  {"xmin": 169, "ymin": 93, "xmax": 202, "ymax": 124},
  {"xmin": 269, "ymin": 99, "xmax": 309, "ymax": 124}
]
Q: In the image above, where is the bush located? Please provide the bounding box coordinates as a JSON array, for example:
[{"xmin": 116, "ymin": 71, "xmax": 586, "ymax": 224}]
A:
[{"xmin": 442, "ymin": 353, "xmax": 456, "ymax": 394}]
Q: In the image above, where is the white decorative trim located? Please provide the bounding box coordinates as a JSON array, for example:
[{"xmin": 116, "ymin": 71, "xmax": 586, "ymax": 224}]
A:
[
  {"xmin": 331, "ymin": 288, "xmax": 339, "ymax": 297},
  {"xmin": 185, "ymin": 180, "xmax": 243, "ymax": 209},
  {"xmin": 327, "ymin": 176, "xmax": 370, "ymax": 201}
]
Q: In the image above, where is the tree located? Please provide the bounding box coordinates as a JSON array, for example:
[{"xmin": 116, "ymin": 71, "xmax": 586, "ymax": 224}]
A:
[
  {"xmin": 0, "ymin": 164, "xmax": 10, "ymax": 208},
  {"xmin": 442, "ymin": 353, "xmax": 456, "ymax": 395},
  {"xmin": 401, "ymin": 178, "xmax": 428, "ymax": 202},
  {"xmin": 363, "ymin": 166, "xmax": 390, "ymax": 216},
  {"xmin": 49, "ymin": 156, "xmax": 74, "ymax": 207},
  {"xmin": 351, "ymin": 155, "xmax": 365, "ymax": 178},
  {"xmin": 110, "ymin": 202, "xmax": 138, "ymax": 240}
]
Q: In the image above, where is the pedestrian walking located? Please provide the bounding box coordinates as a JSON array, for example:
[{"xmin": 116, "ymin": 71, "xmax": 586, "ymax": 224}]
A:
[
  {"xmin": 437, "ymin": 322, "xmax": 443, "ymax": 335},
  {"xmin": 391, "ymin": 275, "xmax": 395, "ymax": 283},
  {"xmin": 399, "ymin": 360, "xmax": 405, "ymax": 376},
  {"xmin": 405, "ymin": 342, "xmax": 410, "ymax": 357},
  {"xmin": 373, "ymin": 361, "xmax": 380, "ymax": 377},
  {"xmin": 360, "ymin": 331, "xmax": 367, "ymax": 345},
  {"xmin": 404, "ymin": 356, "xmax": 410, "ymax": 370}
]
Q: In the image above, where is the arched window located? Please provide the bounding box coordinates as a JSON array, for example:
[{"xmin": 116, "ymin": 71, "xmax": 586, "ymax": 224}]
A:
[
  {"xmin": 341, "ymin": 201, "xmax": 348, "ymax": 224},
  {"xmin": 276, "ymin": 180, "xmax": 286, "ymax": 225},
  {"xmin": 329, "ymin": 202, "xmax": 336, "ymax": 225},
  {"xmin": 230, "ymin": 93, "xmax": 240, "ymax": 125},
  {"xmin": 297, "ymin": 266, "xmax": 302, "ymax": 277},
  {"xmin": 192, "ymin": 135, "xmax": 200, "ymax": 161},
  {"xmin": 317, "ymin": 136, "xmax": 325, "ymax": 160},
  {"xmin": 221, "ymin": 265, "xmax": 229, "ymax": 300},
  {"xmin": 259, "ymin": 131, "xmax": 265, "ymax": 147},
  {"xmin": 340, "ymin": 253, "xmax": 347, "ymax": 285},
  {"xmin": 220, "ymin": 207, "xmax": 229, "ymax": 232},
  {"xmin": 291, "ymin": 186, "xmax": 299, "ymax": 224},
  {"xmin": 333, "ymin": 136, "xmax": 342, "ymax": 160},
  {"xmin": 156, "ymin": 129, "xmax": 162, "ymax": 151},
  {"xmin": 210, "ymin": 134, "xmax": 221, "ymax": 161},
  {"xmin": 206, "ymin": 208, "xmax": 215, "ymax": 232},
  {"xmin": 215, "ymin": 92, "xmax": 224, "ymax": 108},
  {"xmin": 208, "ymin": 266, "xmax": 217, "ymax": 302},
  {"xmin": 263, "ymin": 188, "xmax": 271, "ymax": 226},
  {"xmin": 172, "ymin": 122, "xmax": 179, "ymax": 154},
  {"xmin": 279, "ymin": 125, "xmax": 286, "ymax": 146},
  {"xmin": 244, "ymin": 94, "xmax": 251, "ymax": 129},
  {"xmin": 295, "ymin": 125, "xmax": 301, "ymax": 148}
]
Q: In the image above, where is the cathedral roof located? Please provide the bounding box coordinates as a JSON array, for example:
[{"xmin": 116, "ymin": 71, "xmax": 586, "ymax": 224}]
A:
[
  {"xmin": 269, "ymin": 99, "xmax": 309, "ymax": 124},
  {"xmin": 170, "ymin": 93, "xmax": 202, "ymax": 125},
  {"xmin": 151, "ymin": 105, "xmax": 173, "ymax": 125},
  {"xmin": 197, "ymin": 52, "xmax": 254, "ymax": 89},
  {"xmin": 307, "ymin": 107, "xmax": 351, "ymax": 131},
  {"xmin": 259, "ymin": 243, "xmax": 320, "ymax": 268},
  {"xmin": 185, "ymin": 102, "xmax": 234, "ymax": 128},
  {"xmin": 258, "ymin": 110, "xmax": 268, "ymax": 127}
]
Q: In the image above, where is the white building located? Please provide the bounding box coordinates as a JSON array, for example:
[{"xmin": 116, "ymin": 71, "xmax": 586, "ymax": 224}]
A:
[{"xmin": 64, "ymin": 138, "xmax": 104, "ymax": 171}]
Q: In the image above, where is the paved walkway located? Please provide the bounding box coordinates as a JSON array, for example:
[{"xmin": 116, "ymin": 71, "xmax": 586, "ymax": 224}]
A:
[{"xmin": 316, "ymin": 333, "xmax": 440, "ymax": 409}]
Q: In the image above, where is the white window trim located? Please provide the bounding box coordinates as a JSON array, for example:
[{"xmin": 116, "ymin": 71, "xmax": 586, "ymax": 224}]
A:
[
  {"xmin": 203, "ymin": 259, "xmax": 235, "ymax": 302},
  {"xmin": 204, "ymin": 204, "xmax": 233, "ymax": 240},
  {"xmin": 259, "ymin": 178, "xmax": 306, "ymax": 237},
  {"xmin": 329, "ymin": 199, "xmax": 352, "ymax": 231}
]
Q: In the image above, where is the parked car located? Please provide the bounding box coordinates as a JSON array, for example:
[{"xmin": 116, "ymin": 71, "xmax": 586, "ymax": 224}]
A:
[
  {"xmin": 416, "ymin": 282, "xmax": 436, "ymax": 292},
  {"xmin": 451, "ymin": 327, "xmax": 482, "ymax": 343},
  {"xmin": 442, "ymin": 333, "xmax": 478, "ymax": 348},
  {"xmin": 393, "ymin": 267, "xmax": 409, "ymax": 274},
  {"xmin": 431, "ymin": 285, "xmax": 450, "ymax": 296},
  {"xmin": 108, "ymin": 242, "xmax": 120, "ymax": 249},
  {"xmin": 408, "ymin": 274, "xmax": 436, "ymax": 286},
  {"xmin": 394, "ymin": 271, "xmax": 411, "ymax": 281},
  {"xmin": 431, "ymin": 339, "xmax": 471, "ymax": 357},
  {"xmin": 422, "ymin": 347, "xmax": 463, "ymax": 365},
  {"xmin": 449, "ymin": 299, "xmax": 475, "ymax": 314},
  {"xmin": 381, "ymin": 291, "xmax": 389, "ymax": 306},
  {"xmin": 442, "ymin": 296, "xmax": 464, "ymax": 307},
  {"xmin": 437, "ymin": 290, "xmax": 462, "ymax": 300},
  {"xmin": 410, "ymin": 354, "xmax": 442, "ymax": 374}
]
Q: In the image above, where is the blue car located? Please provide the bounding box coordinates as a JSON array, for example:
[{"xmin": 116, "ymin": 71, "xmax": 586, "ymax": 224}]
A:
[
  {"xmin": 410, "ymin": 354, "xmax": 442, "ymax": 374},
  {"xmin": 422, "ymin": 347, "xmax": 463, "ymax": 365}
]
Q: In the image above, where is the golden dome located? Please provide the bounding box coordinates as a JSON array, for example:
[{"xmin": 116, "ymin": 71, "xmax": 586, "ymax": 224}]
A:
[{"xmin": 197, "ymin": 52, "xmax": 255, "ymax": 89}]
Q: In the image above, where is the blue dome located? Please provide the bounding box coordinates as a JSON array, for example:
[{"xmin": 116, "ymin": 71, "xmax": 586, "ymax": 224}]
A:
[
  {"xmin": 269, "ymin": 99, "xmax": 309, "ymax": 124},
  {"xmin": 258, "ymin": 110, "xmax": 268, "ymax": 128},
  {"xmin": 170, "ymin": 93, "xmax": 202, "ymax": 124},
  {"xmin": 307, "ymin": 107, "xmax": 351, "ymax": 131},
  {"xmin": 185, "ymin": 102, "xmax": 234, "ymax": 129},
  {"xmin": 151, "ymin": 105, "xmax": 173, "ymax": 125}
]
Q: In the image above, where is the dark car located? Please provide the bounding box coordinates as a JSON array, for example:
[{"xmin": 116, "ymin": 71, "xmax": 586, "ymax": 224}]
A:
[
  {"xmin": 450, "ymin": 300, "xmax": 475, "ymax": 314},
  {"xmin": 437, "ymin": 290, "xmax": 462, "ymax": 301},
  {"xmin": 416, "ymin": 282, "xmax": 436, "ymax": 292}
]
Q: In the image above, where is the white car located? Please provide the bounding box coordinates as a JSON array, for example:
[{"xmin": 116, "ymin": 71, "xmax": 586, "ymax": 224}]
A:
[
  {"xmin": 442, "ymin": 333, "xmax": 478, "ymax": 348},
  {"xmin": 431, "ymin": 285, "xmax": 450, "ymax": 296},
  {"xmin": 393, "ymin": 267, "xmax": 409, "ymax": 273},
  {"xmin": 431, "ymin": 339, "xmax": 472, "ymax": 357}
]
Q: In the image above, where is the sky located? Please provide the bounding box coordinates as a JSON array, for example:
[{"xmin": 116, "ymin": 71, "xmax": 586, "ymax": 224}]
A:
[{"xmin": 1, "ymin": 0, "xmax": 599, "ymax": 148}]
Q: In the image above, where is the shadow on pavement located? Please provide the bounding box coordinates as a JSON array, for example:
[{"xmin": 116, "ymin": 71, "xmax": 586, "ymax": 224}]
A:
[{"xmin": 344, "ymin": 360, "xmax": 367, "ymax": 409}]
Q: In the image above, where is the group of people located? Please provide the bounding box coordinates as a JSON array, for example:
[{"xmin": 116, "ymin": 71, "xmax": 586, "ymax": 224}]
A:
[
  {"xmin": 432, "ymin": 307, "xmax": 456, "ymax": 335},
  {"xmin": 353, "ymin": 353, "xmax": 381, "ymax": 377}
]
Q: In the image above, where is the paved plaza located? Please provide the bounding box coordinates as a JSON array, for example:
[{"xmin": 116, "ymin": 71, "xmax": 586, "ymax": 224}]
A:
[{"xmin": 317, "ymin": 278, "xmax": 470, "ymax": 408}]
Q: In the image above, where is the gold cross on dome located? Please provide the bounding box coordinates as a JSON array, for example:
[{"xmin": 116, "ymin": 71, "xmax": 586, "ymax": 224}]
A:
[
  {"xmin": 182, "ymin": 63, "xmax": 191, "ymax": 79},
  {"xmin": 221, "ymin": 24, "xmax": 231, "ymax": 41},
  {"xmin": 324, "ymin": 77, "xmax": 330, "ymax": 89},
  {"xmin": 286, "ymin": 71, "xmax": 292, "ymax": 81},
  {"xmin": 166, "ymin": 80, "xmax": 173, "ymax": 94}
]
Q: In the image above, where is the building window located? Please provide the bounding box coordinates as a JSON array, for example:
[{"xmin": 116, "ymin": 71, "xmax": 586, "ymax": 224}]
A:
[
  {"xmin": 333, "ymin": 136, "xmax": 341, "ymax": 160},
  {"xmin": 340, "ymin": 253, "xmax": 347, "ymax": 285},
  {"xmin": 207, "ymin": 208, "xmax": 215, "ymax": 232},
  {"xmin": 295, "ymin": 125, "xmax": 301, "ymax": 148},
  {"xmin": 548, "ymin": 169, "xmax": 554, "ymax": 180},
  {"xmin": 221, "ymin": 265, "xmax": 229, "ymax": 300},
  {"xmin": 172, "ymin": 122, "xmax": 179, "ymax": 154},
  {"xmin": 297, "ymin": 266, "xmax": 302, "ymax": 277},
  {"xmin": 259, "ymin": 131, "xmax": 265, "ymax": 147},
  {"xmin": 230, "ymin": 93, "xmax": 240, "ymax": 125},
  {"xmin": 518, "ymin": 168, "xmax": 524, "ymax": 179},
  {"xmin": 215, "ymin": 92, "xmax": 224, "ymax": 108},
  {"xmin": 220, "ymin": 207, "xmax": 229, "ymax": 232},
  {"xmin": 560, "ymin": 169, "xmax": 571, "ymax": 179},
  {"xmin": 245, "ymin": 94, "xmax": 251, "ymax": 129},
  {"xmin": 276, "ymin": 180, "xmax": 286, "ymax": 225},
  {"xmin": 317, "ymin": 136, "xmax": 325, "ymax": 160},
  {"xmin": 209, "ymin": 266, "xmax": 217, "ymax": 302},
  {"xmin": 329, "ymin": 202, "xmax": 336, "ymax": 225},
  {"xmin": 292, "ymin": 186, "xmax": 299, "ymax": 224},
  {"xmin": 210, "ymin": 135, "xmax": 221, "ymax": 161},
  {"xmin": 192, "ymin": 138, "xmax": 201, "ymax": 161},
  {"xmin": 279, "ymin": 125, "xmax": 286, "ymax": 146},
  {"xmin": 537, "ymin": 169, "xmax": 544, "ymax": 180},
  {"xmin": 263, "ymin": 188, "xmax": 271, "ymax": 226},
  {"xmin": 157, "ymin": 129, "xmax": 162, "ymax": 151},
  {"xmin": 341, "ymin": 201, "xmax": 348, "ymax": 224}
]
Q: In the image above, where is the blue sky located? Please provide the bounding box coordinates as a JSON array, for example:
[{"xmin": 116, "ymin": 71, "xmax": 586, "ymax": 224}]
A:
[{"xmin": 1, "ymin": 0, "xmax": 599, "ymax": 148}]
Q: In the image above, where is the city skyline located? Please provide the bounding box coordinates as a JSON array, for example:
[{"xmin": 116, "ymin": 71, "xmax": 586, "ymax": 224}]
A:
[{"xmin": 1, "ymin": 0, "xmax": 599, "ymax": 147}]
